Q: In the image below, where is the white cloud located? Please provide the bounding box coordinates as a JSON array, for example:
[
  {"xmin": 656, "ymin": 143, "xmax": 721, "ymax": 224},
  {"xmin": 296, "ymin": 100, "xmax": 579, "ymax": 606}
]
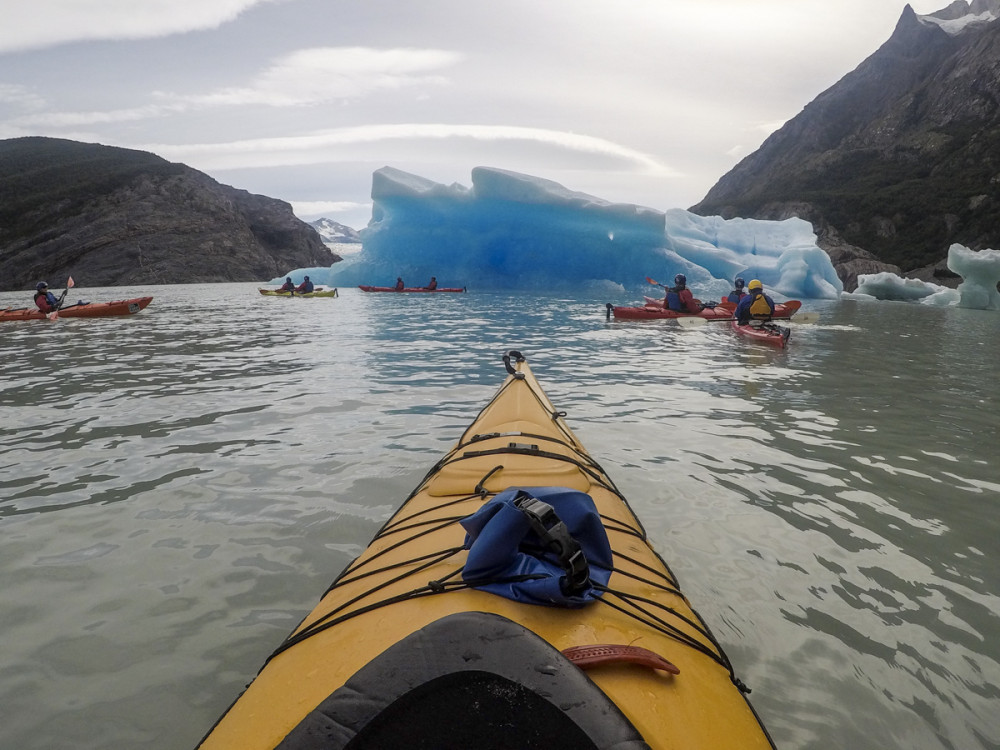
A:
[
  {"xmin": 0, "ymin": 0, "xmax": 283, "ymax": 53},
  {"xmin": 0, "ymin": 83, "xmax": 45, "ymax": 109},
  {"xmin": 172, "ymin": 47, "xmax": 464, "ymax": 107},
  {"xmin": 2, "ymin": 45, "xmax": 462, "ymax": 136},
  {"xmin": 12, "ymin": 103, "xmax": 186, "ymax": 128},
  {"xmin": 142, "ymin": 124, "xmax": 672, "ymax": 174}
]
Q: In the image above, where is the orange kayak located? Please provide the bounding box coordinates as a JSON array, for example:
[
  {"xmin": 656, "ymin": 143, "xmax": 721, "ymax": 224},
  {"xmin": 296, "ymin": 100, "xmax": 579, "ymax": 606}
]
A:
[{"xmin": 0, "ymin": 296, "xmax": 153, "ymax": 322}]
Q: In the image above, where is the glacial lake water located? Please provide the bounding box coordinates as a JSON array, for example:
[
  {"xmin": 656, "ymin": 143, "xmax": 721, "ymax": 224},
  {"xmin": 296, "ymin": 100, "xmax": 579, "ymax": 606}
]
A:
[{"xmin": 1, "ymin": 282, "xmax": 998, "ymax": 750}]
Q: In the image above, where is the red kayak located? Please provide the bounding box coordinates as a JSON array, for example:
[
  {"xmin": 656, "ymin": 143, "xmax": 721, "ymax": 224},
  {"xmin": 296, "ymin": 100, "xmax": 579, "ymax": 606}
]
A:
[
  {"xmin": 608, "ymin": 302, "xmax": 736, "ymax": 321},
  {"xmin": 731, "ymin": 319, "xmax": 790, "ymax": 348},
  {"xmin": 358, "ymin": 285, "xmax": 466, "ymax": 293},
  {"xmin": 0, "ymin": 296, "xmax": 153, "ymax": 322},
  {"xmin": 640, "ymin": 296, "xmax": 802, "ymax": 320}
]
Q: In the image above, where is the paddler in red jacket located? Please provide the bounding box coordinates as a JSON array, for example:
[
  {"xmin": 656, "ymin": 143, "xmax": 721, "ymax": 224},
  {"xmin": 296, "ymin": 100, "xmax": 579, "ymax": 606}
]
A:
[
  {"xmin": 663, "ymin": 274, "xmax": 702, "ymax": 313},
  {"xmin": 33, "ymin": 281, "xmax": 62, "ymax": 313}
]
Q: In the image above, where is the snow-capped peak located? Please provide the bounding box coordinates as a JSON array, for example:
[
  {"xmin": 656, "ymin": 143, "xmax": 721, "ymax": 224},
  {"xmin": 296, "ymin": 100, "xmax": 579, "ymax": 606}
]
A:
[
  {"xmin": 309, "ymin": 217, "xmax": 361, "ymax": 243},
  {"xmin": 917, "ymin": 0, "xmax": 1000, "ymax": 35}
]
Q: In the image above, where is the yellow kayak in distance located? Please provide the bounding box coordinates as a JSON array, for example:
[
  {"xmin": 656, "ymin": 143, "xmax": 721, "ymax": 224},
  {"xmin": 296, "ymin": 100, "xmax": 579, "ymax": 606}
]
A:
[
  {"xmin": 196, "ymin": 351, "xmax": 776, "ymax": 750},
  {"xmin": 258, "ymin": 287, "xmax": 339, "ymax": 298}
]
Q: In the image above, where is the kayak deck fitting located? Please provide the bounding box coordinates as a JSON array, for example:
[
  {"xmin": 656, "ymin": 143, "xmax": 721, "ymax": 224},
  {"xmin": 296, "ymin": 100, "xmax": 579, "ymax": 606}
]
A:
[{"xmin": 196, "ymin": 351, "xmax": 775, "ymax": 750}]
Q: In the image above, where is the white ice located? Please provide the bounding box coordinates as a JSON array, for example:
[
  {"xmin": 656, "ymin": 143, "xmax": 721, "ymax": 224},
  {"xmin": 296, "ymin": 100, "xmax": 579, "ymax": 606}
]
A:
[
  {"xmin": 278, "ymin": 166, "xmax": 843, "ymax": 300},
  {"xmin": 845, "ymin": 244, "xmax": 1000, "ymax": 310}
]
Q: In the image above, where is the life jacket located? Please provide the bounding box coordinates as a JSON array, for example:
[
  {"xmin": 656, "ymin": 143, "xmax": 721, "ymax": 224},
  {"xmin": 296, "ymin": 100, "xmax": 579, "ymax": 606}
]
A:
[
  {"xmin": 665, "ymin": 287, "xmax": 684, "ymax": 311},
  {"xmin": 748, "ymin": 291, "xmax": 773, "ymax": 319},
  {"xmin": 34, "ymin": 291, "xmax": 56, "ymax": 311},
  {"xmin": 726, "ymin": 290, "xmax": 746, "ymax": 304}
]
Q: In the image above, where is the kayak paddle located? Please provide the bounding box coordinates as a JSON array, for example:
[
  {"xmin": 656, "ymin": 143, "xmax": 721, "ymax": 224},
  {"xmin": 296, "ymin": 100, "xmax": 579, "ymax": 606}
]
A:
[
  {"xmin": 46, "ymin": 276, "xmax": 74, "ymax": 320},
  {"xmin": 645, "ymin": 276, "xmax": 667, "ymax": 288}
]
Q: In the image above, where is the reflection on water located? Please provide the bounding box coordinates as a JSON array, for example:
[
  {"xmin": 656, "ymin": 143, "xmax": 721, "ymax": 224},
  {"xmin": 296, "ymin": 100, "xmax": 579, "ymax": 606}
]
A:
[{"xmin": 1, "ymin": 284, "xmax": 998, "ymax": 750}]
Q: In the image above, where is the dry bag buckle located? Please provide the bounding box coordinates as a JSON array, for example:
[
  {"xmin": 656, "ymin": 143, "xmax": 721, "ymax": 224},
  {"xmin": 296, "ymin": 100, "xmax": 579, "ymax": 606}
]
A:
[{"xmin": 513, "ymin": 493, "xmax": 591, "ymax": 595}]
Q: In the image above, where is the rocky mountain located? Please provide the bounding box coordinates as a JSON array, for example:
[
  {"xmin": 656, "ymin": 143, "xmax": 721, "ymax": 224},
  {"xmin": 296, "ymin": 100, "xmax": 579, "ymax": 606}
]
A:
[
  {"xmin": 690, "ymin": 1, "xmax": 1000, "ymax": 290},
  {"xmin": 0, "ymin": 137, "xmax": 340, "ymax": 291},
  {"xmin": 309, "ymin": 217, "xmax": 362, "ymax": 245}
]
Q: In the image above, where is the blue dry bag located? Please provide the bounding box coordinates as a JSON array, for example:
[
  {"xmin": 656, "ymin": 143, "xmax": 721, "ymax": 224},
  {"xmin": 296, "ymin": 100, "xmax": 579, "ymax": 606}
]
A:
[{"xmin": 460, "ymin": 486, "xmax": 613, "ymax": 608}]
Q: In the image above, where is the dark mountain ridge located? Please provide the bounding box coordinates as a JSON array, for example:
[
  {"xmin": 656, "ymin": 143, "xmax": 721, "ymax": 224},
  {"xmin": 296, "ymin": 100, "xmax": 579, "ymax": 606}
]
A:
[
  {"xmin": 0, "ymin": 137, "xmax": 339, "ymax": 291},
  {"xmin": 691, "ymin": 2, "xmax": 1000, "ymax": 289}
]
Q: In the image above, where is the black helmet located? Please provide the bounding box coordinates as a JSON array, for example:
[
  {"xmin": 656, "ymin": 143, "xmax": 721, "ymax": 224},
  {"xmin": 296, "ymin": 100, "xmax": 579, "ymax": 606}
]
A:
[
  {"xmin": 734, "ymin": 277, "xmax": 745, "ymax": 288},
  {"xmin": 674, "ymin": 273, "xmax": 686, "ymax": 286},
  {"xmin": 304, "ymin": 275, "xmax": 310, "ymax": 281},
  {"xmin": 36, "ymin": 281, "xmax": 48, "ymax": 291}
]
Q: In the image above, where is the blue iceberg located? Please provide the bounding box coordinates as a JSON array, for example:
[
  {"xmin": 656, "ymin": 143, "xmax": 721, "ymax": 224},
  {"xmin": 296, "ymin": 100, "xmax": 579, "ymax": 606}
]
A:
[{"xmin": 278, "ymin": 166, "xmax": 844, "ymax": 300}]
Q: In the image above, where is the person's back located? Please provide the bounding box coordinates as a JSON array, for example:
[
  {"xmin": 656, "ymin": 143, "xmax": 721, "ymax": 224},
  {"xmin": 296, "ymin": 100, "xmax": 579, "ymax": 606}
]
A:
[
  {"xmin": 726, "ymin": 277, "xmax": 747, "ymax": 304},
  {"xmin": 296, "ymin": 276, "xmax": 314, "ymax": 293},
  {"xmin": 395, "ymin": 277, "xmax": 405, "ymax": 291},
  {"xmin": 664, "ymin": 274, "xmax": 701, "ymax": 313},
  {"xmin": 736, "ymin": 280, "xmax": 775, "ymax": 324},
  {"xmin": 427, "ymin": 277, "xmax": 437, "ymax": 290}
]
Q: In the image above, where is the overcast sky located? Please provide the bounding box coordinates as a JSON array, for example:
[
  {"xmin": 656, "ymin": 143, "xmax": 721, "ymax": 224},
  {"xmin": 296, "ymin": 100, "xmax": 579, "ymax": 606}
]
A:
[{"xmin": 1, "ymin": 0, "xmax": 950, "ymax": 229}]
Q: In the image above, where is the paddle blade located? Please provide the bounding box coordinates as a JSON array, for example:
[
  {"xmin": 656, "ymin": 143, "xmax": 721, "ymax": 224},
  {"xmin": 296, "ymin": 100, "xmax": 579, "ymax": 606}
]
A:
[
  {"xmin": 46, "ymin": 311, "xmax": 59, "ymax": 321},
  {"xmin": 674, "ymin": 316, "xmax": 708, "ymax": 328},
  {"xmin": 793, "ymin": 312, "xmax": 820, "ymax": 324},
  {"xmin": 645, "ymin": 276, "xmax": 663, "ymax": 287},
  {"xmin": 67, "ymin": 276, "xmax": 75, "ymax": 289}
]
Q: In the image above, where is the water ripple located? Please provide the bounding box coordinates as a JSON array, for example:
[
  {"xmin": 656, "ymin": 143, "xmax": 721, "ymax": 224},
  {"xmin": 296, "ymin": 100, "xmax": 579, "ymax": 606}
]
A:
[{"xmin": 1, "ymin": 285, "xmax": 998, "ymax": 750}]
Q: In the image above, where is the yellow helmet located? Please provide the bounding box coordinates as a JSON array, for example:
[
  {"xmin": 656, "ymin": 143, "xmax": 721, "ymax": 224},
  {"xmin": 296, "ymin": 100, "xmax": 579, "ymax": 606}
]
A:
[{"xmin": 748, "ymin": 279, "xmax": 763, "ymax": 291}]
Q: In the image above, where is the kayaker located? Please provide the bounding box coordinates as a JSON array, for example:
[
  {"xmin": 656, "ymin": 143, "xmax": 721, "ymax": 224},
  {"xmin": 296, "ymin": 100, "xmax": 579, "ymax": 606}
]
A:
[
  {"xmin": 426, "ymin": 276, "xmax": 437, "ymax": 290},
  {"xmin": 279, "ymin": 277, "xmax": 295, "ymax": 292},
  {"xmin": 33, "ymin": 281, "xmax": 63, "ymax": 313},
  {"xmin": 663, "ymin": 274, "xmax": 702, "ymax": 313},
  {"xmin": 726, "ymin": 277, "xmax": 747, "ymax": 303},
  {"xmin": 735, "ymin": 279, "xmax": 776, "ymax": 325},
  {"xmin": 295, "ymin": 275, "xmax": 314, "ymax": 293},
  {"xmin": 395, "ymin": 277, "xmax": 405, "ymax": 291}
]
